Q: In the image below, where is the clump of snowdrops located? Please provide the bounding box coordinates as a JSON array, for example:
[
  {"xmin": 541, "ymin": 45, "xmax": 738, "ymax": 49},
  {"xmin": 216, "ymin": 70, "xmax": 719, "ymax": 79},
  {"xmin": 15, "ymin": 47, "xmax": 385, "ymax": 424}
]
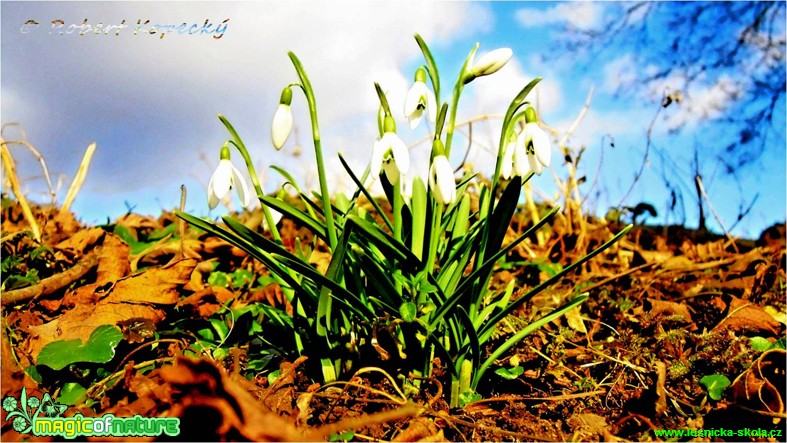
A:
[{"xmin": 178, "ymin": 35, "xmax": 630, "ymax": 407}]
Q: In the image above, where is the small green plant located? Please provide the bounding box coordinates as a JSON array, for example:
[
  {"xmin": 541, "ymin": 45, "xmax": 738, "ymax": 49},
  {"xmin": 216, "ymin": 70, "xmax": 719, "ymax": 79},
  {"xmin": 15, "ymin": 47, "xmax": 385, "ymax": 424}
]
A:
[
  {"xmin": 749, "ymin": 336, "xmax": 786, "ymax": 352},
  {"xmin": 178, "ymin": 35, "xmax": 630, "ymax": 406},
  {"xmin": 699, "ymin": 374, "xmax": 731, "ymax": 401}
]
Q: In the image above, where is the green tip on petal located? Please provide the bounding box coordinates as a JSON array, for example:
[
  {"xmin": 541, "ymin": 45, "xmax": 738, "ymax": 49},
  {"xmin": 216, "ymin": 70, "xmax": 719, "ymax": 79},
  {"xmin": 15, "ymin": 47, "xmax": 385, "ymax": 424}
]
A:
[
  {"xmin": 524, "ymin": 107, "xmax": 538, "ymax": 124},
  {"xmin": 415, "ymin": 67, "xmax": 427, "ymax": 83},
  {"xmin": 383, "ymin": 115, "xmax": 396, "ymax": 133},
  {"xmin": 280, "ymin": 87, "xmax": 293, "ymax": 106},
  {"xmin": 219, "ymin": 144, "xmax": 231, "ymax": 160},
  {"xmin": 431, "ymin": 138, "xmax": 446, "ymax": 158}
]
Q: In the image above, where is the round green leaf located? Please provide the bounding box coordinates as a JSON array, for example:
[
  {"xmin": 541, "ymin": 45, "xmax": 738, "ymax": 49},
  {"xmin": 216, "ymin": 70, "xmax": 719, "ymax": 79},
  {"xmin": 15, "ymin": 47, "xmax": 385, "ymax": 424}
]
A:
[
  {"xmin": 749, "ymin": 336, "xmax": 775, "ymax": 352},
  {"xmin": 700, "ymin": 374, "xmax": 731, "ymax": 400},
  {"xmin": 494, "ymin": 366, "xmax": 524, "ymax": 380},
  {"xmin": 399, "ymin": 302, "xmax": 417, "ymax": 322},
  {"xmin": 37, "ymin": 325, "xmax": 124, "ymax": 370},
  {"xmin": 58, "ymin": 383, "xmax": 87, "ymax": 406}
]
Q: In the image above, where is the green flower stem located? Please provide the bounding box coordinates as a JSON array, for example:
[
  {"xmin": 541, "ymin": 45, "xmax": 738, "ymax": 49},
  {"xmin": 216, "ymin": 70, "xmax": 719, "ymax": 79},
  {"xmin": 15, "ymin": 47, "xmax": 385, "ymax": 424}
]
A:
[
  {"xmin": 443, "ymin": 44, "xmax": 478, "ymax": 158},
  {"xmin": 470, "ymin": 81, "xmax": 540, "ymax": 320},
  {"xmin": 443, "ymin": 82, "xmax": 463, "ymax": 158},
  {"xmin": 422, "ymin": 200, "xmax": 442, "ymax": 302},
  {"xmin": 219, "ymin": 115, "xmax": 282, "ymax": 245},
  {"xmin": 393, "ymin": 179, "xmax": 403, "ymax": 296},
  {"xmin": 288, "ymin": 52, "xmax": 338, "ymax": 251}
]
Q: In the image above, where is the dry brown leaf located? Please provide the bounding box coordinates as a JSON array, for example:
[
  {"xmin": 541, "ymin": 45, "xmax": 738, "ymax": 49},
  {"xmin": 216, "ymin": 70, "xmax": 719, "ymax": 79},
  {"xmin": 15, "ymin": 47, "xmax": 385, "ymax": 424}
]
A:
[
  {"xmin": 176, "ymin": 286, "xmax": 235, "ymax": 318},
  {"xmin": 647, "ymin": 298, "xmax": 693, "ymax": 323},
  {"xmin": 55, "ymin": 226, "xmax": 106, "ymax": 253},
  {"xmin": 94, "ymin": 236, "xmax": 131, "ymax": 284},
  {"xmin": 160, "ymin": 357, "xmax": 318, "ymax": 441},
  {"xmin": 567, "ymin": 412, "xmax": 608, "ymax": 440},
  {"xmin": 26, "ymin": 259, "xmax": 196, "ymax": 358},
  {"xmin": 115, "ymin": 213, "xmax": 163, "ymax": 232},
  {"xmin": 731, "ymin": 349, "xmax": 786, "ymax": 415},
  {"xmin": 713, "ymin": 296, "xmax": 783, "ymax": 335},
  {"xmin": 54, "ymin": 228, "xmax": 130, "ymax": 285}
]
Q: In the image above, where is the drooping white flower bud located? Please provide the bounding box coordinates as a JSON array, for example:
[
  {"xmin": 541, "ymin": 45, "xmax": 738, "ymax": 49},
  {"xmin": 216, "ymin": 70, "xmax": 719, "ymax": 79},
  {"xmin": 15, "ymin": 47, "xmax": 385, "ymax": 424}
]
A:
[
  {"xmin": 207, "ymin": 144, "xmax": 253, "ymax": 210},
  {"xmin": 271, "ymin": 87, "xmax": 293, "ymax": 150}
]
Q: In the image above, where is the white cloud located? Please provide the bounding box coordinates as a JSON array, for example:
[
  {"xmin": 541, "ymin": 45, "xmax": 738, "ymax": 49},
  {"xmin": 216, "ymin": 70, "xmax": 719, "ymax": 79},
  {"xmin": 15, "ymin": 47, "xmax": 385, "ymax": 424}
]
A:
[
  {"xmin": 1, "ymin": 2, "xmax": 494, "ymax": 215},
  {"xmin": 660, "ymin": 75, "xmax": 741, "ymax": 130},
  {"xmin": 602, "ymin": 54, "xmax": 638, "ymax": 94},
  {"xmin": 601, "ymin": 54, "xmax": 743, "ymax": 130},
  {"xmin": 515, "ymin": 3, "xmax": 604, "ymax": 31}
]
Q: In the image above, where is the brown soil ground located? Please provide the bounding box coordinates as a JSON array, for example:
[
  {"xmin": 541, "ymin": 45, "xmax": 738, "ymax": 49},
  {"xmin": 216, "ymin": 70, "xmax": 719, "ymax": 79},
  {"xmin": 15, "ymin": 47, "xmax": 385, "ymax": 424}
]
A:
[{"xmin": 1, "ymin": 200, "xmax": 785, "ymax": 442}]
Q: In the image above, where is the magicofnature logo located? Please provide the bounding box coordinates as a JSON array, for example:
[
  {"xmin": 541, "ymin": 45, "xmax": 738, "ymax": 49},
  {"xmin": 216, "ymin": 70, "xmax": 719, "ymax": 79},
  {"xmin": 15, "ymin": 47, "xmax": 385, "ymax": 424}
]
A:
[{"xmin": 3, "ymin": 387, "xmax": 180, "ymax": 439}]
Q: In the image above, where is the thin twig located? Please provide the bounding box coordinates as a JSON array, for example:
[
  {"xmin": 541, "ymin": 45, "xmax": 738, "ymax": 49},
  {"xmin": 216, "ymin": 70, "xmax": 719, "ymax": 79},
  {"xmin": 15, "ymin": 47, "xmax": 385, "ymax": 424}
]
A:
[
  {"xmin": 1, "ymin": 122, "xmax": 57, "ymax": 206},
  {"xmin": 695, "ymin": 175, "xmax": 739, "ymax": 252},
  {"xmin": 85, "ymin": 357, "xmax": 175, "ymax": 399},
  {"xmin": 617, "ymin": 89, "xmax": 669, "ymax": 208},
  {"xmin": 2, "ymin": 253, "xmax": 100, "ymax": 305},
  {"xmin": 472, "ymin": 390, "xmax": 607, "ymax": 405},
  {"xmin": 315, "ymin": 403, "xmax": 421, "ymax": 439}
]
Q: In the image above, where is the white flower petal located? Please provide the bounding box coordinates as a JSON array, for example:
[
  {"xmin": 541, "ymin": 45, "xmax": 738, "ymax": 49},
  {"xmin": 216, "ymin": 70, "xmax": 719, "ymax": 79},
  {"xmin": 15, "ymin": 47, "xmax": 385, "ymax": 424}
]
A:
[
  {"xmin": 385, "ymin": 132, "xmax": 410, "ymax": 176},
  {"xmin": 528, "ymin": 152, "xmax": 543, "ymax": 175},
  {"xmin": 271, "ymin": 104, "xmax": 293, "ymax": 150},
  {"xmin": 408, "ymin": 109, "xmax": 424, "ymax": 129},
  {"xmin": 230, "ymin": 163, "xmax": 254, "ymax": 209},
  {"xmin": 471, "ymin": 48, "xmax": 513, "ymax": 77},
  {"xmin": 426, "ymin": 89, "xmax": 437, "ymax": 123},
  {"xmin": 207, "ymin": 160, "xmax": 233, "ymax": 209},
  {"xmin": 207, "ymin": 187, "xmax": 221, "ymax": 210},
  {"xmin": 500, "ymin": 139, "xmax": 516, "ymax": 179},
  {"xmin": 370, "ymin": 138, "xmax": 385, "ymax": 181},
  {"xmin": 527, "ymin": 122, "xmax": 551, "ymax": 168},
  {"xmin": 513, "ymin": 132, "xmax": 531, "ymax": 177},
  {"xmin": 430, "ymin": 155, "xmax": 456, "ymax": 205},
  {"xmin": 404, "ymin": 81, "xmax": 436, "ymax": 129},
  {"xmin": 382, "ymin": 158, "xmax": 400, "ymax": 185},
  {"xmin": 404, "ymin": 83, "xmax": 424, "ymax": 118}
]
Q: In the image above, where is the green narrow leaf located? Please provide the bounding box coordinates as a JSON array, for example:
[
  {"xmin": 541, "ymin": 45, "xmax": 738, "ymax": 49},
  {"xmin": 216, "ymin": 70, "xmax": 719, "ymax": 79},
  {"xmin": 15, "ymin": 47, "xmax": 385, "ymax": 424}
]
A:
[
  {"xmin": 414, "ymin": 33, "xmax": 440, "ymax": 103},
  {"xmin": 316, "ymin": 223, "xmax": 352, "ymax": 338},
  {"xmin": 456, "ymin": 306, "xmax": 480, "ymax": 372},
  {"xmin": 346, "ymin": 215, "xmax": 419, "ymax": 267},
  {"xmin": 501, "ymin": 77, "xmax": 543, "ymax": 137},
  {"xmin": 410, "ymin": 177, "xmax": 427, "ymax": 260},
  {"xmin": 478, "ymin": 224, "xmax": 633, "ymax": 338},
  {"xmin": 430, "ymin": 207, "xmax": 558, "ymax": 332},
  {"xmin": 338, "ymin": 154, "xmax": 394, "ymax": 232},
  {"xmin": 473, "ymin": 294, "xmax": 588, "ymax": 388},
  {"xmin": 260, "ymin": 196, "xmax": 327, "ymax": 241},
  {"xmin": 455, "ymin": 206, "xmax": 559, "ymax": 297},
  {"xmin": 485, "ymin": 176, "xmax": 522, "ymax": 259},
  {"xmin": 451, "ymin": 194, "xmax": 471, "ymax": 240}
]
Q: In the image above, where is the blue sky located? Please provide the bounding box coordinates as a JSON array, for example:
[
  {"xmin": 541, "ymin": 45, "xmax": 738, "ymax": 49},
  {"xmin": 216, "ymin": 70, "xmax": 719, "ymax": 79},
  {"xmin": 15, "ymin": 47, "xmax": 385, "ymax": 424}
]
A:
[{"xmin": 2, "ymin": 1, "xmax": 785, "ymax": 239}]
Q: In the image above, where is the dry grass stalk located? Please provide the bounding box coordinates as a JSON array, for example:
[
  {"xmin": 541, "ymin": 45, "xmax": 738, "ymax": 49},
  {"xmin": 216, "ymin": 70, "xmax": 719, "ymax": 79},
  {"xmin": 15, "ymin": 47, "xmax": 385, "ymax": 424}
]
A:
[
  {"xmin": 0, "ymin": 139, "xmax": 41, "ymax": 241},
  {"xmin": 1, "ymin": 123, "xmax": 57, "ymax": 206},
  {"xmin": 61, "ymin": 142, "xmax": 97, "ymax": 214}
]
